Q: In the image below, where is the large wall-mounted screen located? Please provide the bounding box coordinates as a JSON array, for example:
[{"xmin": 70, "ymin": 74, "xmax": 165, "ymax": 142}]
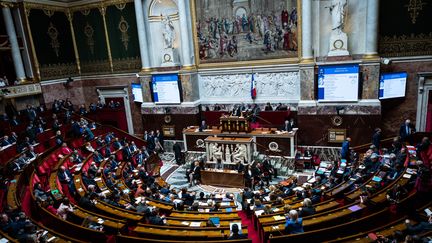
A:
[
  {"xmin": 151, "ymin": 74, "xmax": 182, "ymax": 104},
  {"xmin": 317, "ymin": 64, "xmax": 360, "ymax": 102},
  {"xmin": 379, "ymin": 72, "xmax": 407, "ymax": 99}
]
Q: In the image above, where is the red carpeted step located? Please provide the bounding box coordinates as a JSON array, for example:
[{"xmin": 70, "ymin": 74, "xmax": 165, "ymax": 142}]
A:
[{"xmin": 238, "ymin": 210, "xmax": 261, "ymax": 243}]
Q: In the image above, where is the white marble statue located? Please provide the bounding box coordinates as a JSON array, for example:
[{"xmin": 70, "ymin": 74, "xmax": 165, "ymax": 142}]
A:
[
  {"xmin": 211, "ymin": 143, "xmax": 223, "ymax": 161},
  {"xmin": 161, "ymin": 15, "xmax": 175, "ymax": 49},
  {"xmin": 225, "ymin": 144, "xmax": 231, "ymax": 163},
  {"xmin": 327, "ymin": 0, "xmax": 347, "ymax": 32},
  {"xmin": 232, "ymin": 144, "xmax": 247, "ymax": 163}
]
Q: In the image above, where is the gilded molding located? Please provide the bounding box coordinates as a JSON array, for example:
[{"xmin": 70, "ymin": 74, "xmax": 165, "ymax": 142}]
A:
[
  {"xmin": 112, "ymin": 56, "xmax": 141, "ymax": 72},
  {"xmin": 66, "ymin": 10, "xmax": 81, "ymax": 74},
  {"xmin": 23, "ymin": 2, "xmax": 41, "ymax": 81},
  {"xmin": 0, "ymin": 2, "xmax": 15, "ymax": 8},
  {"xmin": 379, "ymin": 33, "xmax": 432, "ymax": 57},
  {"xmin": 80, "ymin": 60, "xmax": 111, "ymax": 74},
  {"xmin": 99, "ymin": 5, "xmax": 114, "ymax": 72},
  {"xmin": 39, "ymin": 63, "xmax": 77, "ymax": 80},
  {"xmin": 189, "ymin": 0, "xmax": 302, "ymax": 68}
]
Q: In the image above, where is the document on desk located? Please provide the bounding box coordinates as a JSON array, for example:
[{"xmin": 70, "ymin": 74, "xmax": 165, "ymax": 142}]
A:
[
  {"xmin": 181, "ymin": 221, "xmax": 190, "ymax": 226},
  {"xmin": 273, "ymin": 215, "xmax": 285, "ymax": 221},
  {"xmin": 255, "ymin": 210, "xmax": 264, "ymax": 216},
  {"xmin": 190, "ymin": 222, "xmax": 201, "ymax": 227},
  {"xmin": 403, "ymin": 174, "xmax": 412, "ymax": 179},
  {"xmin": 94, "ymin": 177, "xmax": 102, "ymax": 182}
]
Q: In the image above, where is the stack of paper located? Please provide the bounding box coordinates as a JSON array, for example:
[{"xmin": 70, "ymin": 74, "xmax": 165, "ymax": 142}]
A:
[{"xmin": 273, "ymin": 215, "xmax": 285, "ymax": 221}]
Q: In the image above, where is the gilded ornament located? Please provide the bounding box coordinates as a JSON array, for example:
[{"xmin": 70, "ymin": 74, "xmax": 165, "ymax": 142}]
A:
[
  {"xmin": 47, "ymin": 22, "xmax": 60, "ymax": 57},
  {"xmin": 118, "ymin": 16, "xmax": 130, "ymax": 51},
  {"xmin": 405, "ymin": 0, "xmax": 427, "ymax": 24},
  {"xmin": 84, "ymin": 22, "xmax": 95, "ymax": 55}
]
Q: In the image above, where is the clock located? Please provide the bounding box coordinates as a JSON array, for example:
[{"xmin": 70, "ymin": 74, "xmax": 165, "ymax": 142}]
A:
[
  {"xmin": 163, "ymin": 54, "xmax": 172, "ymax": 62},
  {"xmin": 333, "ymin": 39, "xmax": 344, "ymax": 50}
]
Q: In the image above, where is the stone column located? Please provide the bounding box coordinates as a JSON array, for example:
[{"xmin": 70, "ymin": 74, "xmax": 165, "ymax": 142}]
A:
[
  {"xmin": 301, "ymin": 0, "xmax": 313, "ymax": 61},
  {"xmin": 2, "ymin": 5, "xmax": 26, "ymax": 81},
  {"xmin": 178, "ymin": 0, "xmax": 193, "ymax": 67},
  {"xmin": 134, "ymin": 0, "xmax": 151, "ymax": 71},
  {"xmin": 364, "ymin": 0, "xmax": 379, "ymax": 57}
]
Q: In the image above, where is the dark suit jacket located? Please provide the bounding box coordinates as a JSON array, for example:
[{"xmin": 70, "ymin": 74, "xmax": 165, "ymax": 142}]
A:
[
  {"xmin": 58, "ymin": 170, "xmax": 72, "ymax": 183},
  {"xmin": 399, "ymin": 123, "xmax": 416, "ymax": 140}
]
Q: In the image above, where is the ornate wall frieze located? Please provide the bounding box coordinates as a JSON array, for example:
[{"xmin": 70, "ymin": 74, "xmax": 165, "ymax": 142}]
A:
[
  {"xmin": 39, "ymin": 63, "xmax": 77, "ymax": 80},
  {"xmin": 80, "ymin": 60, "xmax": 111, "ymax": 74},
  {"xmin": 112, "ymin": 56, "xmax": 141, "ymax": 72},
  {"xmin": 379, "ymin": 32, "xmax": 432, "ymax": 57},
  {"xmin": 199, "ymin": 71, "xmax": 300, "ymax": 102}
]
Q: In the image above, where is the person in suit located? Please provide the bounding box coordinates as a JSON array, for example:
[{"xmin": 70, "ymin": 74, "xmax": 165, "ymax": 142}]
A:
[
  {"xmin": 122, "ymin": 143, "xmax": 132, "ymax": 161},
  {"xmin": 143, "ymin": 131, "xmax": 149, "ymax": 142},
  {"xmin": 372, "ymin": 128, "xmax": 382, "ymax": 149},
  {"xmin": 298, "ymin": 198, "xmax": 316, "ymax": 217},
  {"xmin": 9, "ymin": 132, "xmax": 17, "ymax": 144},
  {"xmin": 251, "ymin": 104, "xmax": 261, "ymax": 123},
  {"xmin": 10, "ymin": 116, "xmax": 19, "ymax": 126},
  {"xmin": 146, "ymin": 131, "xmax": 155, "ymax": 152},
  {"xmin": 281, "ymin": 119, "xmax": 293, "ymax": 132},
  {"xmin": 399, "ymin": 119, "xmax": 416, "ymax": 144},
  {"xmin": 264, "ymin": 102, "xmax": 273, "ymax": 111},
  {"xmin": 1, "ymin": 136, "xmax": 10, "ymax": 147},
  {"xmin": 189, "ymin": 161, "xmax": 201, "ymax": 187},
  {"xmin": 341, "ymin": 137, "xmax": 351, "ymax": 160},
  {"xmin": 57, "ymin": 166, "xmax": 75, "ymax": 194},
  {"xmin": 173, "ymin": 141, "xmax": 182, "ymax": 165},
  {"xmin": 156, "ymin": 130, "xmax": 164, "ymax": 148},
  {"xmin": 112, "ymin": 138, "xmax": 122, "ymax": 150},
  {"xmin": 235, "ymin": 161, "xmax": 245, "ymax": 173},
  {"xmin": 199, "ymin": 120, "xmax": 207, "ymax": 132}
]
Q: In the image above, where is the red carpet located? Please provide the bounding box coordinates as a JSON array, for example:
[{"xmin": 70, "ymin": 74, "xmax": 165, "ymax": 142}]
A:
[{"xmin": 238, "ymin": 210, "xmax": 262, "ymax": 243}]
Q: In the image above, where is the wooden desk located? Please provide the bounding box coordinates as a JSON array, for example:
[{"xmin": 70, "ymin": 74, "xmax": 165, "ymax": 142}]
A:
[
  {"xmin": 183, "ymin": 127, "xmax": 297, "ymax": 157},
  {"xmin": 201, "ymin": 169, "xmax": 244, "ymax": 188}
]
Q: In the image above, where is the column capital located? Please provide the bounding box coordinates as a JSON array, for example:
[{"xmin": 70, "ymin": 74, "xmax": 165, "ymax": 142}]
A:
[{"xmin": 0, "ymin": 2, "xmax": 14, "ymax": 8}]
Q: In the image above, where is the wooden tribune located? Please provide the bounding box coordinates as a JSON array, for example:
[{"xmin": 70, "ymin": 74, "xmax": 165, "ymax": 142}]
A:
[
  {"xmin": 201, "ymin": 169, "xmax": 245, "ymax": 188},
  {"xmin": 220, "ymin": 116, "xmax": 250, "ymax": 133}
]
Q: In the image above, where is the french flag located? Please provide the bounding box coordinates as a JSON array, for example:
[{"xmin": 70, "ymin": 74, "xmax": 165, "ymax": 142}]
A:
[{"xmin": 251, "ymin": 73, "xmax": 257, "ymax": 99}]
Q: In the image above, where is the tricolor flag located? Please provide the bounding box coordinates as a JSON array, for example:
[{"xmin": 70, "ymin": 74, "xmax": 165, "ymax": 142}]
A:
[{"xmin": 251, "ymin": 73, "xmax": 257, "ymax": 99}]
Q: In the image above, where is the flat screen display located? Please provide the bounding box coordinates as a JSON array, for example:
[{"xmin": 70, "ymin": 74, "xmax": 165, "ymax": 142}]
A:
[
  {"xmin": 379, "ymin": 72, "xmax": 407, "ymax": 99},
  {"xmin": 152, "ymin": 74, "xmax": 181, "ymax": 104},
  {"xmin": 318, "ymin": 64, "xmax": 360, "ymax": 102},
  {"xmin": 131, "ymin": 83, "xmax": 143, "ymax": 103}
]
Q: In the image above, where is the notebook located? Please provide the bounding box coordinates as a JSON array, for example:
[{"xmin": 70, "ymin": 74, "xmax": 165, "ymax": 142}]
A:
[
  {"xmin": 348, "ymin": 205, "xmax": 362, "ymax": 212},
  {"xmin": 209, "ymin": 217, "xmax": 220, "ymax": 226},
  {"xmin": 372, "ymin": 176, "xmax": 382, "ymax": 182}
]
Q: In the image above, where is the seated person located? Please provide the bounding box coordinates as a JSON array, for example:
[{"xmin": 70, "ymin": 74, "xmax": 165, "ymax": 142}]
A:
[
  {"xmin": 298, "ymin": 198, "xmax": 316, "ymax": 217},
  {"xmin": 228, "ymin": 223, "xmax": 247, "ymax": 239},
  {"xmin": 57, "ymin": 198, "xmax": 74, "ymax": 220},
  {"xmin": 285, "ymin": 210, "xmax": 304, "ymax": 234}
]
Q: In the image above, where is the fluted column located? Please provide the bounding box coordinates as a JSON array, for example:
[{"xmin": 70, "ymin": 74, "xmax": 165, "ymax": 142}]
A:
[
  {"xmin": 2, "ymin": 5, "xmax": 26, "ymax": 81},
  {"xmin": 134, "ymin": 0, "xmax": 151, "ymax": 71},
  {"xmin": 364, "ymin": 0, "xmax": 379, "ymax": 57},
  {"xmin": 178, "ymin": 0, "xmax": 193, "ymax": 67},
  {"xmin": 301, "ymin": 0, "xmax": 313, "ymax": 61}
]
